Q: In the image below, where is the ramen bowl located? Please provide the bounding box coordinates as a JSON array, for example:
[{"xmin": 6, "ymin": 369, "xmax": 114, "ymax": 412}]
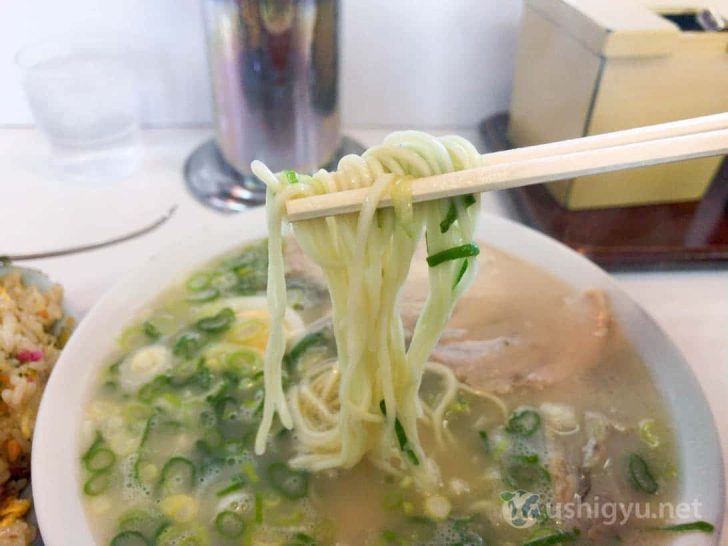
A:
[{"xmin": 31, "ymin": 209, "xmax": 724, "ymax": 545}]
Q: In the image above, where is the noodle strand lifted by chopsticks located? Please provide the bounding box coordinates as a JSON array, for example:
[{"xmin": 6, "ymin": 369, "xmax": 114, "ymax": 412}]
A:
[{"xmin": 252, "ymin": 132, "xmax": 482, "ymax": 487}]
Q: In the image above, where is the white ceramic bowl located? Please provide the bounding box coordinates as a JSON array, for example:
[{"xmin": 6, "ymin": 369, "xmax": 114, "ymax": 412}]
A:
[{"xmin": 32, "ymin": 210, "xmax": 724, "ymax": 545}]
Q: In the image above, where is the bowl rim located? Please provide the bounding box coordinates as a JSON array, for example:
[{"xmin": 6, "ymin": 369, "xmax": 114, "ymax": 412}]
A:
[{"xmin": 32, "ymin": 209, "xmax": 725, "ymax": 545}]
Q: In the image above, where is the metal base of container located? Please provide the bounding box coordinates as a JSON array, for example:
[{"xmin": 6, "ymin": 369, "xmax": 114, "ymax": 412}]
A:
[{"xmin": 184, "ymin": 136, "xmax": 366, "ymax": 213}]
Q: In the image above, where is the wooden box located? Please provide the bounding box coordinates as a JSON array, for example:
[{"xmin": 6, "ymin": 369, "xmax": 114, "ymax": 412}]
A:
[{"xmin": 508, "ymin": 0, "xmax": 728, "ymax": 210}]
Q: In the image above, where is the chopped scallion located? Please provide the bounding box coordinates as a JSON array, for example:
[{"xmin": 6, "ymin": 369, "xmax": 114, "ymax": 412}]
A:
[
  {"xmin": 656, "ymin": 520, "xmax": 714, "ymax": 533},
  {"xmin": 284, "ymin": 170, "xmax": 300, "ymax": 184},
  {"xmin": 629, "ymin": 453, "xmax": 658, "ymax": 494},
  {"xmin": 216, "ymin": 474, "xmax": 246, "ymax": 497},
  {"xmin": 439, "ymin": 201, "xmax": 458, "ymax": 233},
  {"xmin": 254, "ymin": 492, "xmax": 263, "ymax": 523},
  {"xmin": 185, "ymin": 287, "xmax": 219, "ymax": 303},
  {"xmin": 522, "ymin": 530, "xmax": 578, "ymax": 546},
  {"xmin": 84, "ymin": 469, "xmax": 113, "ymax": 496},
  {"xmin": 195, "ymin": 308, "xmax": 235, "ymax": 333},
  {"xmin": 453, "ymin": 259, "xmax": 469, "ymax": 288},
  {"xmin": 478, "ymin": 430, "xmax": 489, "ymax": 453},
  {"xmin": 142, "ymin": 320, "xmax": 161, "ymax": 340},
  {"xmin": 110, "ymin": 531, "xmax": 150, "ymax": 546},
  {"xmin": 380, "ymin": 400, "xmax": 420, "ymax": 465},
  {"xmin": 84, "ymin": 447, "xmax": 116, "ymax": 473},
  {"xmin": 426, "ymin": 243, "xmax": 480, "ymax": 267},
  {"xmin": 186, "ymin": 272, "xmax": 211, "ymax": 292},
  {"xmin": 159, "ymin": 457, "xmax": 196, "ymax": 494},
  {"xmin": 506, "ymin": 409, "xmax": 541, "ymax": 436},
  {"xmin": 214, "ymin": 510, "xmax": 245, "ymax": 538},
  {"xmin": 268, "ymin": 462, "xmax": 309, "ymax": 499}
]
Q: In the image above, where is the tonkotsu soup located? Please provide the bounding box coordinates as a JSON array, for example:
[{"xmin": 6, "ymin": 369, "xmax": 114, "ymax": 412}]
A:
[{"xmin": 79, "ymin": 239, "xmax": 704, "ymax": 546}]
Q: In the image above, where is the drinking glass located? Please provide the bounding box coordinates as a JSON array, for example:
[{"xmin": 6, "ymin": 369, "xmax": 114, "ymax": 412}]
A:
[{"xmin": 16, "ymin": 39, "xmax": 142, "ymax": 182}]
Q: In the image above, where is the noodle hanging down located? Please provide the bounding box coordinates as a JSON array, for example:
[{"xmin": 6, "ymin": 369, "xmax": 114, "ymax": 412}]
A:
[{"xmin": 251, "ymin": 132, "xmax": 483, "ymax": 487}]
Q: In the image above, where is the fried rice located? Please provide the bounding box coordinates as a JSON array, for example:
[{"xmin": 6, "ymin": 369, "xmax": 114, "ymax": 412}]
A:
[{"xmin": 0, "ymin": 270, "xmax": 69, "ymax": 545}]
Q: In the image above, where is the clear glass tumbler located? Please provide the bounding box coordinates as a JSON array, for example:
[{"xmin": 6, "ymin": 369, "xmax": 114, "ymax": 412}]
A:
[{"xmin": 16, "ymin": 39, "xmax": 142, "ymax": 182}]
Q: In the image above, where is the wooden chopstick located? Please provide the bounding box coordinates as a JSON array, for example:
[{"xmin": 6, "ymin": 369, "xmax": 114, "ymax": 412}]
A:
[
  {"xmin": 483, "ymin": 112, "xmax": 728, "ymax": 166},
  {"xmin": 286, "ymin": 114, "xmax": 728, "ymax": 222}
]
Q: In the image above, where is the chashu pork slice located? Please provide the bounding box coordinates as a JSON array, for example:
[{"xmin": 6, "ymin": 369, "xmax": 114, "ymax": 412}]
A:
[{"xmin": 401, "ymin": 244, "xmax": 611, "ymax": 394}]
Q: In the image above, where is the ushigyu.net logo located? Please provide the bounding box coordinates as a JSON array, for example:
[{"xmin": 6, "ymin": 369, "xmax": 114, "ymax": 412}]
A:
[{"xmin": 500, "ymin": 490, "xmax": 706, "ymax": 529}]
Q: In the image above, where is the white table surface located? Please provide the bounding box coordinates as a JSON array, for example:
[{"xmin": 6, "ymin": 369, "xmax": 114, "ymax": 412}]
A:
[{"xmin": 2, "ymin": 127, "xmax": 727, "ymax": 534}]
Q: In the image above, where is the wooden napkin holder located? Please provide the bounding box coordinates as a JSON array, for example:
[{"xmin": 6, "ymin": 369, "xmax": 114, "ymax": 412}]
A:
[{"xmin": 509, "ymin": 0, "xmax": 728, "ymax": 209}]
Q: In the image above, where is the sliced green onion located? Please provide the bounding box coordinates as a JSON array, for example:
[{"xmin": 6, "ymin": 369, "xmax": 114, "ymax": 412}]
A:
[
  {"xmin": 155, "ymin": 525, "xmax": 206, "ymax": 546},
  {"xmin": 159, "ymin": 457, "xmax": 196, "ymax": 494},
  {"xmin": 284, "ymin": 170, "xmax": 300, "ymax": 184},
  {"xmin": 380, "ymin": 400, "xmax": 419, "ymax": 465},
  {"xmin": 102, "ymin": 380, "xmax": 118, "ymax": 392},
  {"xmin": 210, "ymin": 271, "xmax": 239, "ymax": 290},
  {"xmin": 478, "ymin": 430, "xmax": 489, "ymax": 453},
  {"xmin": 81, "ymin": 430, "xmax": 108, "ymax": 472},
  {"xmin": 186, "ymin": 272, "xmax": 211, "ymax": 292},
  {"xmin": 519, "ymin": 453, "xmax": 540, "ymax": 464},
  {"xmin": 216, "ymin": 474, "xmax": 246, "ymax": 497},
  {"xmin": 453, "ymin": 259, "xmax": 469, "ymax": 288},
  {"xmin": 142, "ymin": 320, "xmax": 161, "ymax": 340},
  {"xmin": 152, "ymin": 523, "xmax": 171, "ymax": 543},
  {"xmin": 221, "ymin": 439, "xmax": 246, "ymax": 458},
  {"xmin": 214, "ymin": 511, "xmax": 245, "ymax": 538},
  {"xmin": 506, "ymin": 409, "xmax": 541, "ymax": 436},
  {"xmin": 185, "ymin": 287, "xmax": 219, "ymax": 303},
  {"xmin": 426, "ymin": 243, "xmax": 480, "ymax": 267},
  {"xmin": 439, "ymin": 201, "xmax": 458, "ymax": 233},
  {"xmin": 656, "ymin": 521, "xmax": 714, "ymax": 533},
  {"xmin": 440, "ymin": 195, "xmax": 478, "ymax": 234},
  {"xmin": 268, "ymin": 462, "xmax": 309, "ymax": 499},
  {"xmin": 173, "ymin": 331, "xmax": 207, "ymax": 359},
  {"xmin": 84, "ymin": 447, "xmax": 116, "ymax": 472},
  {"xmin": 168, "ymin": 358, "xmax": 203, "ymax": 387},
  {"xmin": 394, "ymin": 419, "xmax": 419, "ymax": 465},
  {"xmin": 394, "ymin": 417, "xmax": 407, "ymax": 445},
  {"xmin": 110, "ymin": 531, "xmax": 150, "ymax": 546},
  {"xmin": 195, "ymin": 308, "xmax": 235, "ymax": 333},
  {"xmin": 629, "ymin": 453, "xmax": 658, "ymax": 494},
  {"xmin": 138, "ymin": 376, "xmax": 170, "ymax": 403},
  {"xmin": 138, "ymin": 415, "xmax": 158, "ymax": 449},
  {"xmin": 117, "ymin": 508, "xmax": 165, "ymax": 536},
  {"xmin": 505, "ymin": 455, "xmax": 550, "ymax": 490},
  {"xmin": 109, "ymin": 359, "xmax": 123, "ymax": 375},
  {"xmin": 214, "ymin": 396, "xmax": 239, "ymax": 421},
  {"xmin": 254, "ymin": 492, "xmax": 263, "ymax": 523},
  {"xmin": 380, "ymin": 529, "xmax": 402, "ymax": 545},
  {"xmin": 523, "ymin": 530, "xmax": 578, "ymax": 546},
  {"xmin": 382, "ymin": 490, "xmax": 403, "ymax": 510},
  {"xmin": 225, "ymin": 349, "xmax": 262, "ymax": 375},
  {"xmin": 84, "ymin": 469, "xmax": 113, "ymax": 496},
  {"xmin": 81, "ymin": 431, "xmax": 105, "ymax": 462},
  {"xmin": 639, "ymin": 418, "xmax": 660, "ymax": 448},
  {"xmin": 284, "ymin": 329, "xmax": 334, "ymax": 368},
  {"xmin": 289, "ymin": 532, "xmax": 318, "ymax": 545}
]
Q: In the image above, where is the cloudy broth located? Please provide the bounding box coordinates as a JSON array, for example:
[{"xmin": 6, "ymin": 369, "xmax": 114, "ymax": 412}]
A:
[{"xmin": 79, "ymin": 240, "xmax": 693, "ymax": 546}]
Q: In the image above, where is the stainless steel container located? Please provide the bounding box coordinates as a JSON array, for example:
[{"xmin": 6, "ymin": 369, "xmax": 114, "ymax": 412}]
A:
[{"xmin": 186, "ymin": 0, "xmax": 360, "ymax": 211}]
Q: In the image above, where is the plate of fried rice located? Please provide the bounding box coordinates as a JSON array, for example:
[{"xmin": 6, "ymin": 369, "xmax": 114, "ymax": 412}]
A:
[{"xmin": 0, "ymin": 266, "xmax": 73, "ymax": 545}]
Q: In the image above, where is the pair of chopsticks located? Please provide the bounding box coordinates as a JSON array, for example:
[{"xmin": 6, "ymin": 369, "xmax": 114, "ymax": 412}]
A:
[{"xmin": 286, "ymin": 113, "xmax": 728, "ymax": 222}]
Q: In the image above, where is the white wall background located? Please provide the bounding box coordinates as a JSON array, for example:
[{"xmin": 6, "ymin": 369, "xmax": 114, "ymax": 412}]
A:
[{"xmin": 0, "ymin": 0, "xmax": 523, "ymax": 128}]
